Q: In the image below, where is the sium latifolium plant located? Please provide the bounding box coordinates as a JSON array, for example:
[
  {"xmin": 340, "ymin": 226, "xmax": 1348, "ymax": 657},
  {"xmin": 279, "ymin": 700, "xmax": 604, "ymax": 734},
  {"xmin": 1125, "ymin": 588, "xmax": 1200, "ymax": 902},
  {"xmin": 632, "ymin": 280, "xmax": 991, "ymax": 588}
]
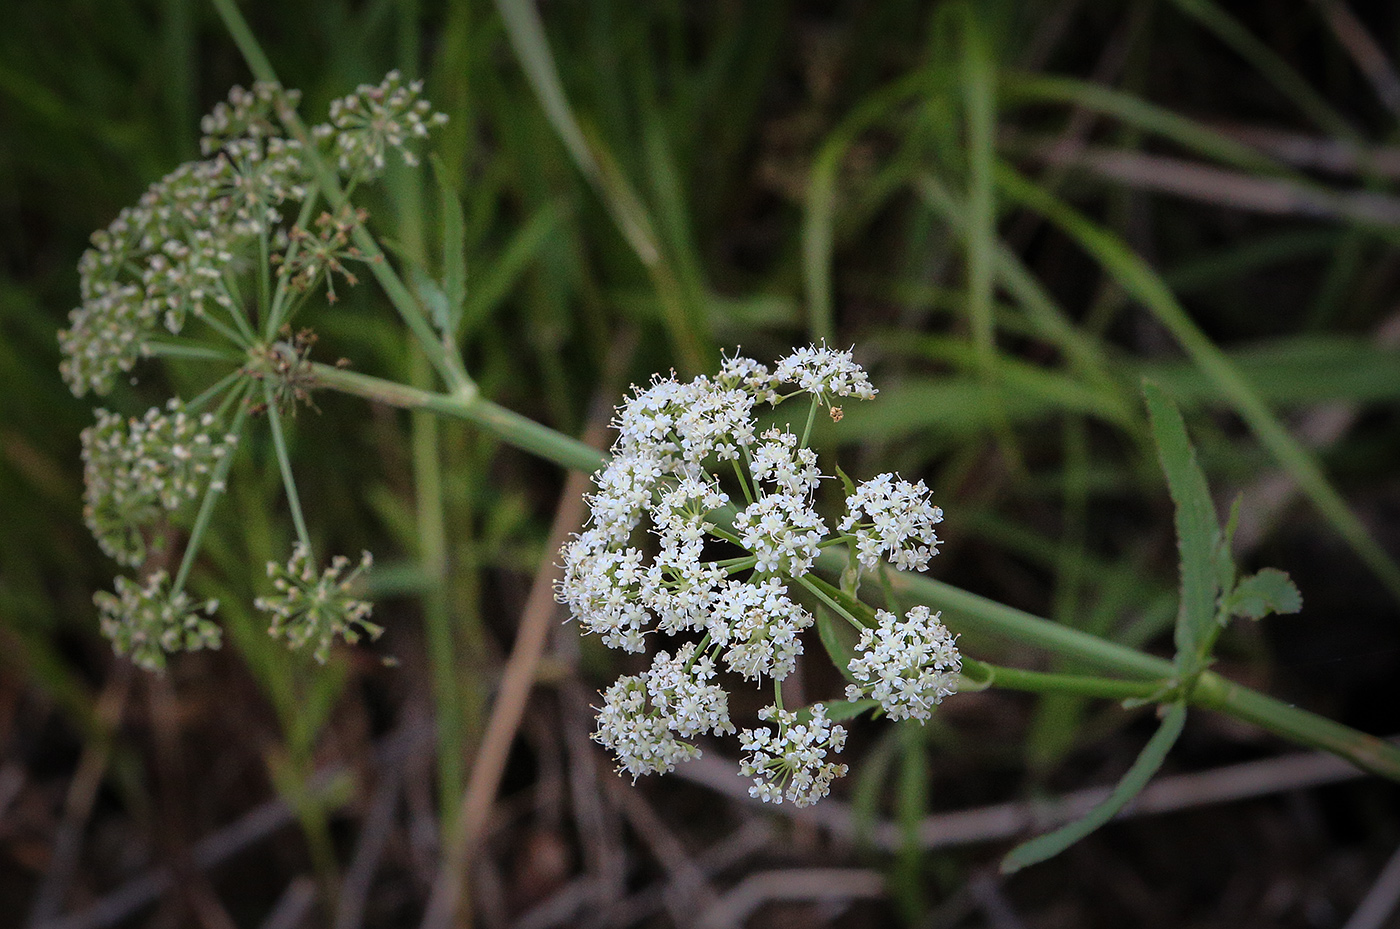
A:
[
  {"xmin": 63, "ymin": 73, "xmax": 446, "ymax": 670},
  {"xmin": 63, "ymin": 50, "xmax": 1400, "ymax": 874}
]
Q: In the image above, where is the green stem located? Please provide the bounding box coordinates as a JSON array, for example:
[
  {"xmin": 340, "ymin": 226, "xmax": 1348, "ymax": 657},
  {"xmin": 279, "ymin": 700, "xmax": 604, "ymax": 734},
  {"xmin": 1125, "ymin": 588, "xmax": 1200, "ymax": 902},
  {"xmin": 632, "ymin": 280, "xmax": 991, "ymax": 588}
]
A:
[
  {"xmin": 144, "ymin": 341, "xmax": 244, "ymax": 363},
  {"xmin": 264, "ymin": 382, "xmax": 313, "ymax": 553},
  {"xmin": 797, "ymin": 573, "xmax": 867, "ymax": 633},
  {"xmin": 962, "ymin": 659, "xmax": 1163, "ymax": 702},
  {"xmin": 258, "ymin": 229, "xmax": 272, "ymax": 332},
  {"xmin": 172, "ymin": 387, "xmax": 251, "ymax": 593},
  {"xmin": 411, "ymin": 348, "xmax": 465, "ymax": 833},
  {"xmin": 730, "ymin": 456, "xmax": 755, "ymax": 505},
  {"xmin": 187, "ymin": 368, "xmax": 246, "ymax": 412},
  {"xmin": 1192, "ymin": 671, "xmax": 1400, "ymax": 780},
  {"xmin": 309, "ymin": 363, "xmax": 603, "ymax": 474},
  {"xmin": 211, "ymin": 0, "xmax": 475, "ymax": 396},
  {"xmin": 799, "ymin": 395, "xmax": 819, "ymax": 449},
  {"xmin": 267, "ymin": 192, "xmax": 321, "ymax": 332}
]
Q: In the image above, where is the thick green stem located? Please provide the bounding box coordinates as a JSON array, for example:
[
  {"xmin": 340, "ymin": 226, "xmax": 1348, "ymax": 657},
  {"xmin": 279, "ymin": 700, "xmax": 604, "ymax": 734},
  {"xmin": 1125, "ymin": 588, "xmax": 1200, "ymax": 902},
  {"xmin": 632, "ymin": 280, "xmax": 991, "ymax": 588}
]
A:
[
  {"xmin": 1192, "ymin": 671, "xmax": 1400, "ymax": 780},
  {"xmin": 309, "ymin": 363, "xmax": 603, "ymax": 474},
  {"xmin": 961, "ymin": 659, "xmax": 1162, "ymax": 702}
]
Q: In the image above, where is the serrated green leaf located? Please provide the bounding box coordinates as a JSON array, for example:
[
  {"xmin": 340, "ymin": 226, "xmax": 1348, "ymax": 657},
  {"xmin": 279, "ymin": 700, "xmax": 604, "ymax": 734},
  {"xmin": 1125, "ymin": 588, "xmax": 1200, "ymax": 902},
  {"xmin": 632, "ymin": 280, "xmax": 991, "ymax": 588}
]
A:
[
  {"xmin": 1142, "ymin": 382, "xmax": 1219, "ymax": 668},
  {"xmin": 1001, "ymin": 701, "xmax": 1187, "ymax": 873},
  {"xmin": 1224, "ymin": 568, "xmax": 1303, "ymax": 621}
]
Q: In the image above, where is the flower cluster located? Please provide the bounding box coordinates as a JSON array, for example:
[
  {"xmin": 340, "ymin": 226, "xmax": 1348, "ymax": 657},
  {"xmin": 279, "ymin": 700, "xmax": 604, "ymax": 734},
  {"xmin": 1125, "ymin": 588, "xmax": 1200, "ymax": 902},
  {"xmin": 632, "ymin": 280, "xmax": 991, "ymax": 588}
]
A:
[
  {"xmin": 94, "ymin": 571, "xmax": 221, "ymax": 673},
  {"xmin": 67, "ymin": 72, "xmax": 448, "ymax": 672},
  {"xmin": 60, "ymin": 74, "xmax": 447, "ymax": 398},
  {"xmin": 81, "ymin": 400, "xmax": 238, "ymax": 567},
  {"xmin": 846, "ymin": 606, "xmax": 960, "ymax": 722},
  {"xmin": 841, "ymin": 473, "xmax": 943, "ymax": 572},
  {"xmin": 560, "ymin": 343, "xmax": 958, "ymax": 806},
  {"xmin": 739, "ymin": 705, "xmax": 848, "ymax": 807},
  {"xmin": 255, "ymin": 543, "xmax": 379, "ymax": 664},
  {"xmin": 314, "ymin": 70, "xmax": 449, "ymax": 179},
  {"xmin": 593, "ymin": 644, "xmax": 735, "ymax": 780}
]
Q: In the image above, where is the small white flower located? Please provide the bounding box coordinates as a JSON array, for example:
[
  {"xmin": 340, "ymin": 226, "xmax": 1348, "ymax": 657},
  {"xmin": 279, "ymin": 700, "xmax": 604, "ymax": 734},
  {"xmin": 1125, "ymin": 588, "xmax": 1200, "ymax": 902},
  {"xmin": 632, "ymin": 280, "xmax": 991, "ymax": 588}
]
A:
[
  {"xmin": 200, "ymin": 81, "xmax": 301, "ymax": 155},
  {"xmin": 557, "ymin": 532, "xmax": 656, "ymax": 652},
  {"xmin": 716, "ymin": 350, "xmax": 781, "ymax": 405},
  {"xmin": 587, "ymin": 453, "xmax": 665, "ymax": 546},
  {"xmin": 95, "ymin": 571, "xmax": 221, "ymax": 672},
  {"xmin": 594, "ymin": 675, "xmax": 698, "ymax": 779},
  {"xmin": 739, "ymin": 704, "xmax": 848, "ymax": 807},
  {"xmin": 774, "ymin": 341, "xmax": 877, "ymax": 405},
  {"xmin": 749, "ymin": 427, "xmax": 822, "ymax": 497},
  {"xmin": 60, "ymin": 282, "xmax": 157, "ymax": 397},
  {"xmin": 648, "ymin": 541, "xmax": 728, "ymax": 636},
  {"xmin": 840, "ymin": 473, "xmax": 943, "ymax": 572},
  {"xmin": 255, "ymin": 543, "xmax": 378, "ymax": 663},
  {"xmin": 846, "ymin": 606, "xmax": 960, "ymax": 722},
  {"xmin": 644, "ymin": 643, "xmax": 735, "ymax": 739}
]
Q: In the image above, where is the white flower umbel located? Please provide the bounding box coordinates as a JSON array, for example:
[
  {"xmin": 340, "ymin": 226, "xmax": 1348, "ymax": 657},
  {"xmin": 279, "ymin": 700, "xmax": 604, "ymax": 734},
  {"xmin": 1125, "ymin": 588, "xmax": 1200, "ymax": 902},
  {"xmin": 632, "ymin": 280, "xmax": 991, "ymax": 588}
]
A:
[
  {"xmin": 644, "ymin": 644, "xmax": 735, "ymax": 739},
  {"xmin": 557, "ymin": 532, "xmax": 656, "ymax": 652},
  {"xmin": 594, "ymin": 675, "xmax": 700, "ymax": 780},
  {"xmin": 846, "ymin": 606, "xmax": 961, "ymax": 722},
  {"xmin": 594, "ymin": 643, "xmax": 734, "ymax": 780},
  {"xmin": 95, "ymin": 571, "xmax": 221, "ymax": 673},
  {"xmin": 749, "ymin": 427, "xmax": 821, "ymax": 497},
  {"xmin": 739, "ymin": 704, "xmax": 848, "ymax": 807},
  {"xmin": 557, "ymin": 344, "xmax": 956, "ymax": 805},
  {"xmin": 255, "ymin": 543, "xmax": 379, "ymax": 663},
  {"xmin": 81, "ymin": 401, "xmax": 238, "ymax": 567},
  {"xmin": 841, "ymin": 472, "xmax": 944, "ymax": 572}
]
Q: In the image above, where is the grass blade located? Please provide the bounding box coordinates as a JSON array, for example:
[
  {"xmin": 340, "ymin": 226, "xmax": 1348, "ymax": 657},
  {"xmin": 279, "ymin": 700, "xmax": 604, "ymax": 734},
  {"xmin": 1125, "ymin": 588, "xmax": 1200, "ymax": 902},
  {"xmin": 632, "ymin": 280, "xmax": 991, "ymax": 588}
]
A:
[{"xmin": 996, "ymin": 163, "xmax": 1400, "ymax": 604}]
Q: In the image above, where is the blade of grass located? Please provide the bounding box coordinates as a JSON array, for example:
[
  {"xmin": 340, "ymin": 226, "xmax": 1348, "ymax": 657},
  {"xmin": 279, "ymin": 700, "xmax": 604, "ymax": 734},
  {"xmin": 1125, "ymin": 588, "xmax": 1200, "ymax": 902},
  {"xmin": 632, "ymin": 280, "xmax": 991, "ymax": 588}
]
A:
[
  {"xmin": 1001, "ymin": 701, "xmax": 1187, "ymax": 872},
  {"xmin": 491, "ymin": 0, "xmax": 708, "ymax": 373},
  {"xmin": 997, "ymin": 163, "xmax": 1400, "ymax": 605},
  {"xmin": 1170, "ymin": 0, "xmax": 1357, "ymax": 140}
]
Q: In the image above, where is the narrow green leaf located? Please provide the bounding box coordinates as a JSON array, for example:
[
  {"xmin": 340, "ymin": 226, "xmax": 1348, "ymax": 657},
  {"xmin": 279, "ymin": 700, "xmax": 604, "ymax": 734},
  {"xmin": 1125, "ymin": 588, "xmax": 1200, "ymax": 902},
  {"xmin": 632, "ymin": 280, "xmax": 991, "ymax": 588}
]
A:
[
  {"xmin": 824, "ymin": 698, "xmax": 880, "ymax": 723},
  {"xmin": 458, "ymin": 201, "xmax": 565, "ymax": 337},
  {"xmin": 817, "ymin": 605, "xmax": 860, "ymax": 685},
  {"xmin": 432, "ymin": 155, "xmax": 467, "ymax": 334},
  {"xmin": 1001, "ymin": 701, "xmax": 1188, "ymax": 873},
  {"xmin": 1143, "ymin": 381, "xmax": 1219, "ymax": 666},
  {"xmin": 1215, "ymin": 495, "xmax": 1242, "ymax": 596},
  {"xmin": 997, "ymin": 163, "xmax": 1400, "ymax": 605},
  {"xmin": 1224, "ymin": 568, "xmax": 1303, "ymax": 621},
  {"xmin": 1170, "ymin": 0, "xmax": 1357, "ymax": 140}
]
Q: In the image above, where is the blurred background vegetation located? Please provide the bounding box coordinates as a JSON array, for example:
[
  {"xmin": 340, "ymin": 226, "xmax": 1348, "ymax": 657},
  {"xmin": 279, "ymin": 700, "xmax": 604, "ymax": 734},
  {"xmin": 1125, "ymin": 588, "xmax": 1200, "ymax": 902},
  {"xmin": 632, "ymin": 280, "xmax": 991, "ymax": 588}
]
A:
[{"xmin": 3, "ymin": 0, "xmax": 1400, "ymax": 926}]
